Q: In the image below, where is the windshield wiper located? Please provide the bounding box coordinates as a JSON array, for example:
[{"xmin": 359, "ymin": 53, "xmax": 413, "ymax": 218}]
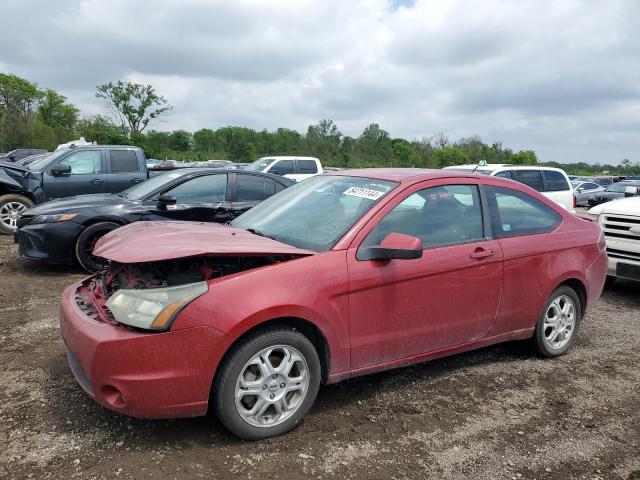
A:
[{"xmin": 246, "ymin": 228, "xmax": 275, "ymax": 240}]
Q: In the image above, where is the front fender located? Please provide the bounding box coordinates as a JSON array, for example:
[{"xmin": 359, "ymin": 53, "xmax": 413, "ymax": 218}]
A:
[{"xmin": 0, "ymin": 168, "xmax": 24, "ymax": 191}]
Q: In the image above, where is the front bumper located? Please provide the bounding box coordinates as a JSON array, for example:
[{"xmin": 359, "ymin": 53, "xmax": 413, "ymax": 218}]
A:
[
  {"xmin": 59, "ymin": 281, "xmax": 227, "ymax": 418},
  {"xmin": 16, "ymin": 221, "xmax": 83, "ymax": 265},
  {"xmin": 607, "ymin": 256, "xmax": 640, "ymax": 282}
]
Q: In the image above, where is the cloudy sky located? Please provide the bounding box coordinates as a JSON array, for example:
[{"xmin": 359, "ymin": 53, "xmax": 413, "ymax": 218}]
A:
[{"xmin": 1, "ymin": 0, "xmax": 639, "ymax": 164}]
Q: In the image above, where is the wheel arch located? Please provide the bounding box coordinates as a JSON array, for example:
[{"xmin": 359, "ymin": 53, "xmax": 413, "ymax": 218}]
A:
[
  {"xmin": 557, "ymin": 278, "xmax": 587, "ymax": 318},
  {"xmin": 210, "ymin": 316, "xmax": 332, "ymax": 402}
]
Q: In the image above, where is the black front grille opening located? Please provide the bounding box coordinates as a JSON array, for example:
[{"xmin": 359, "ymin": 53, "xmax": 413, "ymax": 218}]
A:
[
  {"xmin": 606, "ymin": 216, "xmax": 640, "ymax": 225},
  {"xmin": 604, "ymin": 232, "xmax": 640, "ymax": 241}
]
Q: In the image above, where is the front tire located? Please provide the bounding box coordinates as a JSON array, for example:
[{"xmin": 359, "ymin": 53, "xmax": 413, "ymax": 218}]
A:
[
  {"xmin": 0, "ymin": 194, "xmax": 34, "ymax": 234},
  {"xmin": 531, "ymin": 286, "xmax": 581, "ymax": 357},
  {"xmin": 212, "ymin": 328, "xmax": 321, "ymax": 440},
  {"xmin": 75, "ymin": 222, "xmax": 120, "ymax": 273}
]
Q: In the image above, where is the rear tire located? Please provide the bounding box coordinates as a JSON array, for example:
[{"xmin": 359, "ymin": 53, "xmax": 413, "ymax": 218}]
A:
[
  {"xmin": 212, "ymin": 328, "xmax": 321, "ymax": 440},
  {"xmin": 75, "ymin": 222, "xmax": 120, "ymax": 273},
  {"xmin": 0, "ymin": 194, "xmax": 34, "ymax": 235},
  {"xmin": 531, "ymin": 286, "xmax": 581, "ymax": 358}
]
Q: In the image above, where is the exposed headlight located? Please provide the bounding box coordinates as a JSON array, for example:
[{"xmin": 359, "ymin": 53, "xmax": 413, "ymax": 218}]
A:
[
  {"xmin": 32, "ymin": 213, "xmax": 78, "ymax": 224},
  {"xmin": 106, "ymin": 281, "xmax": 208, "ymax": 332}
]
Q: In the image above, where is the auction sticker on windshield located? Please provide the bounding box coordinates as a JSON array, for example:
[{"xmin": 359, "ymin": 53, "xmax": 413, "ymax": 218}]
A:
[{"xmin": 344, "ymin": 186, "xmax": 385, "ymax": 200}]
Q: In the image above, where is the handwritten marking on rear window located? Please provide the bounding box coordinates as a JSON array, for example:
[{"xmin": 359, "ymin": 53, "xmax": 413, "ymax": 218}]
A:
[{"xmin": 344, "ymin": 187, "xmax": 384, "ymax": 200}]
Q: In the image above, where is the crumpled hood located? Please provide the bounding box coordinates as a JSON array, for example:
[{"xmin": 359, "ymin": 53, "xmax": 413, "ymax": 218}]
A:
[{"xmin": 93, "ymin": 221, "xmax": 316, "ymax": 263}]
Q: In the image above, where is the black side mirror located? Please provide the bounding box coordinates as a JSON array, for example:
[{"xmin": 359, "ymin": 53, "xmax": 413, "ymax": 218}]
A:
[
  {"xmin": 158, "ymin": 193, "xmax": 177, "ymax": 210},
  {"xmin": 8, "ymin": 154, "xmax": 16, "ymax": 162},
  {"xmin": 51, "ymin": 164, "xmax": 72, "ymax": 176},
  {"xmin": 357, "ymin": 233, "xmax": 423, "ymax": 261}
]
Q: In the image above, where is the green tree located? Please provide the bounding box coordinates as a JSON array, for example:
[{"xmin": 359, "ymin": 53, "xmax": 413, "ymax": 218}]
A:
[
  {"xmin": 95, "ymin": 80, "xmax": 172, "ymax": 137},
  {"xmin": 169, "ymin": 130, "xmax": 191, "ymax": 152},
  {"xmin": 0, "ymin": 72, "xmax": 44, "ymax": 150},
  {"xmin": 510, "ymin": 149, "xmax": 538, "ymax": 165},
  {"xmin": 433, "ymin": 146, "xmax": 468, "ymax": 167},
  {"xmin": 77, "ymin": 116, "xmax": 128, "ymax": 145}
]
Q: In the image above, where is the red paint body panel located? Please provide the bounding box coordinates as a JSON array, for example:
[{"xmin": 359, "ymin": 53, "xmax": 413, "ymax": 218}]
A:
[
  {"xmin": 59, "ymin": 282, "xmax": 229, "ymax": 418},
  {"xmin": 58, "ymin": 169, "xmax": 608, "ymax": 419},
  {"xmin": 93, "ymin": 221, "xmax": 315, "ymax": 263}
]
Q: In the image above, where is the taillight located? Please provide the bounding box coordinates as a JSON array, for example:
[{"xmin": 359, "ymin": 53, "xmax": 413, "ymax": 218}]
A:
[{"xmin": 597, "ymin": 231, "xmax": 606, "ymax": 253}]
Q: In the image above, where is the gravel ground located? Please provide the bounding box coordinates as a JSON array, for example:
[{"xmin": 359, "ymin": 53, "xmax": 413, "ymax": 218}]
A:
[{"xmin": 0, "ymin": 234, "xmax": 638, "ymax": 480}]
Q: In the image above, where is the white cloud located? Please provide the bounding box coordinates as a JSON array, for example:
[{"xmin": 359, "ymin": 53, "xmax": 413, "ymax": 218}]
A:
[{"xmin": 0, "ymin": 0, "xmax": 639, "ymax": 163}]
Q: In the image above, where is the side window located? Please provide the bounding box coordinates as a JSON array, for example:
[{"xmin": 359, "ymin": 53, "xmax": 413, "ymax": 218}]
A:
[
  {"xmin": 236, "ymin": 175, "xmax": 276, "ymax": 201},
  {"xmin": 585, "ymin": 182, "xmax": 600, "ymax": 190},
  {"xmin": 59, "ymin": 150, "xmax": 102, "ymax": 175},
  {"xmin": 270, "ymin": 160, "xmax": 294, "ymax": 175},
  {"xmin": 487, "ymin": 186, "xmax": 562, "ymax": 238},
  {"xmin": 164, "ymin": 174, "xmax": 227, "ymax": 203},
  {"xmin": 298, "ymin": 160, "xmax": 318, "ymax": 174},
  {"xmin": 109, "ymin": 150, "xmax": 139, "ymax": 173},
  {"xmin": 542, "ymin": 170, "xmax": 569, "ymax": 191},
  {"xmin": 275, "ymin": 182, "xmax": 287, "ymax": 193},
  {"xmin": 513, "ymin": 170, "xmax": 544, "ymax": 191},
  {"xmin": 362, "ymin": 184, "xmax": 484, "ymax": 249},
  {"xmin": 494, "ymin": 170, "xmax": 512, "ymax": 179}
]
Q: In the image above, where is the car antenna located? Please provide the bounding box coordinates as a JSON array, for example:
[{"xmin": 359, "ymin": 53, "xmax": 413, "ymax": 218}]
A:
[{"xmin": 471, "ymin": 160, "xmax": 487, "ymax": 173}]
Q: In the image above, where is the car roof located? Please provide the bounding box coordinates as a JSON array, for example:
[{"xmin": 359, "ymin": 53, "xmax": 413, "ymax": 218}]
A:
[
  {"xmin": 445, "ymin": 164, "xmax": 567, "ymax": 174},
  {"xmin": 326, "ymin": 168, "xmax": 480, "ymax": 183},
  {"xmin": 257, "ymin": 156, "xmax": 319, "ymax": 160},
  {"xmin": 166, "ymin": 167, "xmax": 294, "ymax": 182}
]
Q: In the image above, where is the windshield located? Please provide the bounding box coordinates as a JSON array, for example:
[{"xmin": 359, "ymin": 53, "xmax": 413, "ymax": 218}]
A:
[
  {"xmin": 245, "ymin": 157, "xmax": 275, "ymax": 172},
  {"xmin": 232, "ymin": 175, "xmax": 397, "ymax": 252},
  {"xmin": 26, "ymin": 149, "xmax": 67, "ymax": 171},
  {"xmin": 605, "ymin": 183, "xmax": 635, "ymax": 193},
  {"xmin": 122, "ymin": 171, "xmax": 184, "ymax": 199}
]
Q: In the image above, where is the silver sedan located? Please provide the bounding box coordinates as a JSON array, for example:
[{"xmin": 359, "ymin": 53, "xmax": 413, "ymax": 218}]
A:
[{"xmin": 571, "ymin": 181, "xmax": 605, "ymax": 206}]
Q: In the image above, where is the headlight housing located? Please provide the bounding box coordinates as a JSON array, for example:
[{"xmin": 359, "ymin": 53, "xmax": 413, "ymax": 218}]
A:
[
  {"xmin": 32, "ymin": 213, "xmax": 78, "ymax": 224},
  {"xmin": 106, "ymin": 281, "xmax": 208, "ymax": 332}
]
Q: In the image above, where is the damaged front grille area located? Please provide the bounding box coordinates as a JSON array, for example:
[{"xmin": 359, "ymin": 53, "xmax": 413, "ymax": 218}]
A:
[{"xmin": 75, "ymin": 255, "xmax": 297, "ymax": 325}]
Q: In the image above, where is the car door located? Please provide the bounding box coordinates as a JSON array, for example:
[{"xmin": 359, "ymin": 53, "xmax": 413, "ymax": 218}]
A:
[
  {"xmin": 144, "ymin": 173, "xmax": 231, "ymax": 223},
  {"xmin": 347, "ymin": 179, "xmax": 504, "ymax": 369},
  {"xmin": 267, "ymin": 160, "xmax": 296, "ymax": 181},
  {"xmin": 105, "ymin": 148, "xmax": 146, "ymax": 193},
  {"xmin": 228, "ymin": 173, "xmax": 280, "ymax": 220},
  {"xmin": 43, "ymin": 149, "xmax": 107, "ymax": 201},
  {"xmin": 482, "ymin": 183, "xmax": 564, "ymax": 334},
  {"xmin": 296, "ymin": 159, "xmax": 319, "ymax": 181}
]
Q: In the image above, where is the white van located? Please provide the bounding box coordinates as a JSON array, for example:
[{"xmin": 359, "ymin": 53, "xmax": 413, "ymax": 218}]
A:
[
  {"xmin": 244, "ymin": 156, "xmax": 322, "ymax": 182},
  {"xmin": 443, "ymin": 164, "xmax": 575, "ymax": 211}
]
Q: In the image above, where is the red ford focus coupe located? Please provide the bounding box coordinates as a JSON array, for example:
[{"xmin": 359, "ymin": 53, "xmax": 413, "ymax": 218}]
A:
[{"xmin": 59, "ymin": 169, "xmax": 607, "ymax": 439}]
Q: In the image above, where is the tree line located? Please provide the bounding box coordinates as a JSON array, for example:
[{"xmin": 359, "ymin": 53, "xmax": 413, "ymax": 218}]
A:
[{"xmin": 1, "ymin": 72, "xmax": 639, "ymax": 174}]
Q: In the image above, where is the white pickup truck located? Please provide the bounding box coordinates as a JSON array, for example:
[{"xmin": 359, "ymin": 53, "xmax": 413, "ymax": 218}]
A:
[
  {"xmin": 244, "ymin": 156, "xmax": 322, "ymax": 182},
  {"xmin": 589, "ymin": 195, "xmax": 640, "ymax": 284}
]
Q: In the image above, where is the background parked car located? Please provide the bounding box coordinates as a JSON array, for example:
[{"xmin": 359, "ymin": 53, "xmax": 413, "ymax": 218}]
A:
[
  {"xmin": 0, "ymin": 148, "xmax": 48, "ymax": 163},
  {"xmin": 587, "ymin": 180, "xmax": 640, "ymax": 206},
  {"xmin": 443, "ymin": 164, "xmax": 575, "ymax": 211},
  {"xmin": 16, "ymin": 169, "xmax": 293, "ymax": 272},
  {"xmin": 571, "ymin": 180, "xmax": 605, "ymax": 206},
  {"xmin": 0, "ymin": 145, "xmax": 152, "ymax": 234},
  {"xmin": 588, "ymin": 195, "xmax": 640, "ymax": 284},
  {"xmin": 245, "ymin": 156, "xmax": 322, "ymax": 182}
]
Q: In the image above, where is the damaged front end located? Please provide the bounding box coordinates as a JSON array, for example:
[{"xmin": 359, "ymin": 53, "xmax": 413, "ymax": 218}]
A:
[{"xmin": 76, "ymin": 255, "xmax": 299, "ymax": 331}]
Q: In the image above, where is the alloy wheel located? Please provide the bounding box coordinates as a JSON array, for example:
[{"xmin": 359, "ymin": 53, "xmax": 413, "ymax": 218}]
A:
[
  {"xmin": 543, "ymin": 294, "xmax": 576, "ymax": 350},
  {"xmin": 235, "ymin": 345, "xmax": 310, "ymax": 428},
  {"xmin": 0, "ymin": 202, "xmax": 28, "ymax": 231}
]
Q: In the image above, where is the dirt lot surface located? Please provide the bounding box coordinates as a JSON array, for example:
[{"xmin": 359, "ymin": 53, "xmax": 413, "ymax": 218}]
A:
[{"xmin": 0, "ymin": 235, "xmax": 638, "ymax": 480}]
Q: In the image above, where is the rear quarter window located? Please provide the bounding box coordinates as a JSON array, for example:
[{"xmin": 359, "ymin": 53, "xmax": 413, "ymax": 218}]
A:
[
  {"xmin": 542, "ymin": 170, "xmax": 570, "ymax": 192},
  {"xmin": 487, "ymin": 186, "xmax": 562, "ymax": 238},
  {"xmin": 513, "ymin": 170, "xmax": 544, "ymax": 191},
  {"xmin": 109, "ymin": 150, "xmax": 139, "ymax": 173},
  {"xmin": 298, "ymin": 160, "xmax": 318, "ymax": 174}
]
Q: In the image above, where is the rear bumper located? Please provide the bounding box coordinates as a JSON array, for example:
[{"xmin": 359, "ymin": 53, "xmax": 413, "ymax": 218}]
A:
[
  {"xmin": 59, "ymin": 281, "xmax": 226, "ymax": 418},
  {"xmin": 586, "ymin": 252, "xmax": 608, "ymax": 312},
  {"xmin": 16, "ymin": 221, "xmax": 83, "ymax": 265}
]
